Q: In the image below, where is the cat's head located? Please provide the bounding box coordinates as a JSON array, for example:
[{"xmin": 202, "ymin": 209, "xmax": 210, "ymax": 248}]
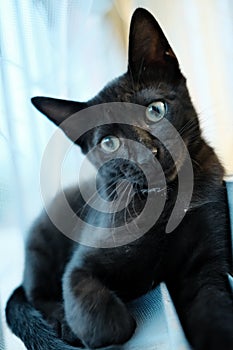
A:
[{"xmin": 32, "ymin": 8, "xmax": 200, "ymax": 190}]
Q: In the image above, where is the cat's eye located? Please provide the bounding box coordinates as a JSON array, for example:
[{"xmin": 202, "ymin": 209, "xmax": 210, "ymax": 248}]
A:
[
  {"xmin": 146, "ymin": 101, "xmax": 167, "ymax": 122},
  {"xmin": 100, "ymin": 136, "xmax": 120, "ymax": 153}
]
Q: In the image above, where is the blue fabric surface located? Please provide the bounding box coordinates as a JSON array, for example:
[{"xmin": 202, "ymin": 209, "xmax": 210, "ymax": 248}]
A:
[
  {"xmin": 226, "ymin": 181, "xmax": 233, "ymax": 258},
  {"xmin": 125, "ymin": 284, "xmax": 191, "ymax": 349},
  {"xmin": 123, "ymin": 283, "xmax": 190, "ymax": 350},
  {"xmin": 226, "ymin": 181, "xmax": 233, "ymax": 291}
]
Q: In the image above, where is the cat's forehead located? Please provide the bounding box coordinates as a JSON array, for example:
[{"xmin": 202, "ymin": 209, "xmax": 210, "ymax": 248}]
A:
[
  {"xmin": 92, "ymin": 73, "xmax": 184, "ymax": 105},
  {"xmin": 135, "ymin": 87, "xmax": 177, "ymax": 105}
]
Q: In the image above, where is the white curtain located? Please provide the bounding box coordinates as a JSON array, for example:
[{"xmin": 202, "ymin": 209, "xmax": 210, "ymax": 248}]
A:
[
  {"xmin": 0, "ymin": 0, "xmax": 126, "ymax": 234},
  {"xmin": 0, "ymin": 1, "xmax": 125, "ymax": 349},
  {"xmin": 0, "ymin": 1, "xmax": 232, "ymax": 349}
]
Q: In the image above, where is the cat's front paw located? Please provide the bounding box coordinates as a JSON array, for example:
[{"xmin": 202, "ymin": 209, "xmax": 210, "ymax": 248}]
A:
[{"xmin": 65, "ymin": 288, "xmax": 136, "ymax": 348}]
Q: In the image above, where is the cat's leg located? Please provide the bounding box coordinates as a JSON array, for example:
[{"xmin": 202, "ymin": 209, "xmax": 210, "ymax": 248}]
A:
[
  {"xmin": 167, "ymin": 267, "xmax": 233, "ymax": 350},
  {"xmin": 164, "ymin": 201, "xmax": 233, "ymax": 350},
  {"xmin": 62, "ymin": 266, "xmax": 136, "ymax": 348}
]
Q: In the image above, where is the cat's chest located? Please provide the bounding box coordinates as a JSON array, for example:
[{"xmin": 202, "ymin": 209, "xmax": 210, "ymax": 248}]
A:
[{"xmin": 75, "ymin": 235, "xmax": 165, "ymax": 301}]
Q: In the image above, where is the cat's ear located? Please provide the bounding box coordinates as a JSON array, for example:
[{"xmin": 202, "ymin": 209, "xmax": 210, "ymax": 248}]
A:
[
  {"xmin": 31, "ymin": 96, "xmax": 86, "ymax": 142},
  {"xmin": 128, "ymin": 8, "xmax": 179, "ymax": 74},
  {"xmin": 31, "ymin": 97, "xmax": 86, "ymax": 126}
]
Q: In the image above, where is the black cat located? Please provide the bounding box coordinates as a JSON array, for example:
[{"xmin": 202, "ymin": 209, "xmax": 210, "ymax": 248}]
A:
[{"xmin": 6, "ymin": 8, "xmax": 233, "ymax": 350}]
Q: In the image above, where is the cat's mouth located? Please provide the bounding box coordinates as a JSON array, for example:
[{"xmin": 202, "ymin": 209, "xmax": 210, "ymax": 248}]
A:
[{"xmin": 97, "ymin": 143, "xmax": 187, "ymax": 200}]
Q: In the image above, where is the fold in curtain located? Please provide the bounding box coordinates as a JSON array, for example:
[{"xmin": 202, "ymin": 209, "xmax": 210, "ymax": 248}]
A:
[{"xmin": 0, "ymin": 0, "xmax": 125, "ymax": 234}]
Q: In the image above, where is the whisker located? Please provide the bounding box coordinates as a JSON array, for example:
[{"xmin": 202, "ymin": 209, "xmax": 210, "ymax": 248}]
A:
[
  {"xmin": 129, "ymin": 196, "xmax": 139, "ymax": 231},
  {"xmin": 126, "ymin": 187, "xmax": 140, "ymax": 233},
  {"xmin": 124, "ymin": 184, "xmax": 134, "ymax": 233},
  {"xmin": 178, "ymin": 119, "xmax": 197, "ymax": 136},
  {"xmin": 191, "ymin": 157, "xmax": 202, "ymax": 170},
  {"xmin": 111, "ymin": 182, "xmax": 131, "ymax": 230},
  {"xmin": 75, "ymin": 179, "xmax": 120, "ymax": 218}
]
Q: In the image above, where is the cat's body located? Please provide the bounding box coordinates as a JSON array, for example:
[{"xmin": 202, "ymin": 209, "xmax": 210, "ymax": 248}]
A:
[{"xmin": 6, "ymin": 8, "xmax": 233, "ymax": 350}]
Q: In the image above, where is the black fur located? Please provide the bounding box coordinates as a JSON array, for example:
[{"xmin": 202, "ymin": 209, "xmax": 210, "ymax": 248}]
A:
[{"xmin": 6, "ymin": 8, "xmax": 233, "ymax": 350}]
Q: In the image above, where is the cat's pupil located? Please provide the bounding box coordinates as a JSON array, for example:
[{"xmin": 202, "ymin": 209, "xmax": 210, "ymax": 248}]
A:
[
  {"xmin": 152, "ymin": 105, "xmax": 160, "ymax": 113},
  {"xmin": 146, "ymin": 101, "xmax": 166, "ymax": 122}
]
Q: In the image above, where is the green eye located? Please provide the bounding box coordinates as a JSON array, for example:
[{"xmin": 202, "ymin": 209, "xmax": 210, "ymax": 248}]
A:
[
  {"xmin": 100, "ymin": 135, "xmax": 120, "ymax": 153},
  {"xmin": 146, "ymin": 101, "xmax": 167, "ymax": 122}
]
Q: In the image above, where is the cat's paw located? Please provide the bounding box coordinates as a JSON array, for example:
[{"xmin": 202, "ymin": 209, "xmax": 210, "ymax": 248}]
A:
[{"xmin": 65, "ymin": 290, "xmax": 136, "ymax": 348}]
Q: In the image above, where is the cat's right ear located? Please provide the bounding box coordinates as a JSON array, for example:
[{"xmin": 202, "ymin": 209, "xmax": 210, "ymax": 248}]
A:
[
  {"xmin": 128, "ymin": 8, "xmax": 179, "ymax": 75},
  {"xmin": 31, "ymin": 96, "xmax": 86, "ymax": 142}
]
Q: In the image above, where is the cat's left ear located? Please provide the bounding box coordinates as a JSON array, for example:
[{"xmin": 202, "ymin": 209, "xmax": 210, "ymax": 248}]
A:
[
  {"xmin": 31, "ymin": 96, "xmax": 86, "ymax": 142},
  {"xmin": 128, "ymin": 8, "xmax": 179, "ymax": 74}
]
